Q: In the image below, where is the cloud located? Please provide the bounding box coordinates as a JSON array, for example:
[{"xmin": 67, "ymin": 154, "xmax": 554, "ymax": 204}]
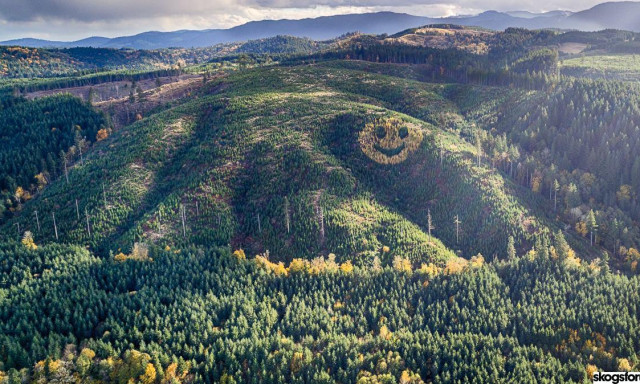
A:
[
  {"xmin": 0, "ymin": 0, "xmax": 248, "ymax": 22},
  {"xmin": 0, "ymin": 0, "xmax": 597, "ymax": 22},
  {"xmin": 0, "ymin": 0, "xmax": 607, "ymax": 40}
]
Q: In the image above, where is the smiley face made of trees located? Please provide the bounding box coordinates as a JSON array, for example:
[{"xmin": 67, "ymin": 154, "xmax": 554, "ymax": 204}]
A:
[{"xmin": 358, "ymin": 117, "xmax": 423, "ymax": 164}]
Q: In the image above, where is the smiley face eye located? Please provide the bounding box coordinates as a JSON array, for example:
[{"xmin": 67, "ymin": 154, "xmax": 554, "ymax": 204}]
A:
[
  {"xmin": 375, "ymin": 125, "xmax": 386, "ymax": 139},
  {"xmin": 398, "ymin": 126, "xmax": 408, "ymax": 139}
]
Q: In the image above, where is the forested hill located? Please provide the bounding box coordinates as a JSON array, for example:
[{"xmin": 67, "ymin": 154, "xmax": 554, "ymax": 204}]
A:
[
  {"xmin": 1, "ymin": 25, "xmax": 640, "ymax": 383},
  {"xmin": 0, "ymin": 36, "xmax": 325, "ymax": 79}
]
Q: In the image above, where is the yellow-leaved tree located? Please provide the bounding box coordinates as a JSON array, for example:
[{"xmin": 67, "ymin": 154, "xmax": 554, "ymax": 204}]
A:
[
  {"xmin": 139, "ymin": 363, "xmax": 157, "ymax": 384},
  {"xmin": 392, "ymin": 255, "xmax": 412, "ymax": 274},
  {"xmin": 22, "ymin": 231, "xmax": 37, "ymax": 250},
  {"xmin": 340, "ymin": 260, "xmax": 354, "ymax": 274}
]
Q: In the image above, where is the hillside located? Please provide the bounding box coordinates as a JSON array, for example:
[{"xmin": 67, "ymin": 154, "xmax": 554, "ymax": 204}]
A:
[
  {"xmin": 567, "ymin": 1, "xmax": 640, "ymax": 31},
  {"xmin": 385, "ymin": 26, "xmax": 494, "ymax": 54},
  {"xmin": 1, "ymin": 63, "xmax": 539, "ymax": 263}
]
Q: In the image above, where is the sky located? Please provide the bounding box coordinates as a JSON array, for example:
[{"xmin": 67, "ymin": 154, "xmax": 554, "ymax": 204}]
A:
[{"xmin": 0, "ymin": 0, "xmax": 608, "ymax": 41}]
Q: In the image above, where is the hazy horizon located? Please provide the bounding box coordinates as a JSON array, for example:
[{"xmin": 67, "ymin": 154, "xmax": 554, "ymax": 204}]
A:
[{"xmin": 0, "ymin": 0, "xmax": 614, "ymax": 41}]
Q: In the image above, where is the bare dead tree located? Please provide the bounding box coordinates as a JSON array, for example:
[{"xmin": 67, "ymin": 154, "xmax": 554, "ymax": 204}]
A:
[
  {"xmin": 257, "ymin": 213, "xmax": 261, "ymax": 234},
  {"xmin": 34, "ymin": 210, "xmax": 40, "ymax": 232},
  {"xmin": 284, "ymin": 197, "xmax": 290, "ymax": 234},
  {"xmin": 439, "ymin": 135, "xmax": 444, "ymax": 167},
  {"xmin": 85, "ymin": 208, "xmax": 91, "ymax": 237},
  {"xmin": 75, "ymin": 199, "xmax": 80, "ymax": 221},
  {"xmin": 427, "ymin": 209, "xmax": 434, "ymax": 242},
  {"xmin": 180, "ymin": 204, "xmax": 187, "ymax": 238},
  {"xmin": 317, "ymin": 206, "xmax": 325, "ymax": 243},
  {"xmin": 52, "ymin": 212, "xmax": 59, "ymax": 241},
  {"xmin": 64, "ymin": 157, "xmax": 69, "ymax": 184},
  {"xmin": 554, "ymin": 179, "xmax": 559, "ymax": 212}
]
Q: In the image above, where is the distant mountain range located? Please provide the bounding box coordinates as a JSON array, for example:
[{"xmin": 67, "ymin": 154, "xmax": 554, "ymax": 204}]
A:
[{"xmin": 2, "ymin": 1, "xmax": 640, "ymax": 49}]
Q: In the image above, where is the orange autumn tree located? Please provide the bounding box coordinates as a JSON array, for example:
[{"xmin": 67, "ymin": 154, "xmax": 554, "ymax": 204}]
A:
[{"xmin": 96, "ymin": 128, "xmax": 109, "ymax": 141}]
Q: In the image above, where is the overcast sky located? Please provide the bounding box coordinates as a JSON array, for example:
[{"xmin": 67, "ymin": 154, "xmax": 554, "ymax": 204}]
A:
[{"xmin": 0, "ymin": 0, "xmax": 607, "ymax": 41}]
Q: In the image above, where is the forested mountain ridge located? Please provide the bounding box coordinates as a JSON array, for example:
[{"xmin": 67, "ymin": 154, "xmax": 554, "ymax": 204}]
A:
[
  {"xmin": 3, "ymin": 1, "xmax": 640, "ymax": 49},
  {"xmin": 0, "ymin": 36, "xmax": 326, "ymax": 79},
  {"xmin": 2, "ymin": 25, "xmax": 640, "ymax": 383},
  {"xmin": 2, "ymin": 27, "xmax": 638, "ymax": 84}
]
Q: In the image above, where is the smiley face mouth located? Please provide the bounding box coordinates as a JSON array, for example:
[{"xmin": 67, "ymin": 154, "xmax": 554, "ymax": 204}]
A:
[{"xmin": 374, "ymin": 142, "xmax": 406, "ymax": 157}]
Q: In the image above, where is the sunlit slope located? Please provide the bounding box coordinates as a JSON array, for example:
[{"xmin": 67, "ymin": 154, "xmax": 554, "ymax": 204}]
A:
[{"xmin": 3, "ymin": 63, "xmax": 553, "ymax": 263}]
